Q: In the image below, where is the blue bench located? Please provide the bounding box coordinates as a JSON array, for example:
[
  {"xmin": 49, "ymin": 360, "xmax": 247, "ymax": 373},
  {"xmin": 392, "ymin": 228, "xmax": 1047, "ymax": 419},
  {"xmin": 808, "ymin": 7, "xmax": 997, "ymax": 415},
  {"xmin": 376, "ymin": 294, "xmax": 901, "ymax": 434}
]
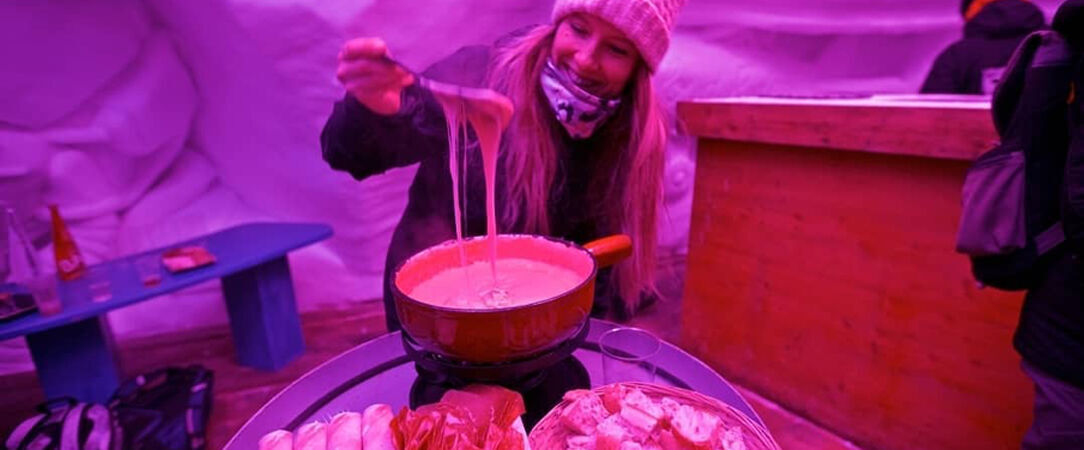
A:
[{"xmin": 0, "ymin": 222, "xmax": 333, "ymax": 403}]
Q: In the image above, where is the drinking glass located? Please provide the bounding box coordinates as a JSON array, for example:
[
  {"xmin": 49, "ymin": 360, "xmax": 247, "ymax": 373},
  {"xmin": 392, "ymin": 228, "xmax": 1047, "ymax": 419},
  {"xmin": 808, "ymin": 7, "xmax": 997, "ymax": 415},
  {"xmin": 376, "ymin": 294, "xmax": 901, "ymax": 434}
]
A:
[{"xmin": 599, "ymin": 327, "xmax": 661, "ymax": 384}]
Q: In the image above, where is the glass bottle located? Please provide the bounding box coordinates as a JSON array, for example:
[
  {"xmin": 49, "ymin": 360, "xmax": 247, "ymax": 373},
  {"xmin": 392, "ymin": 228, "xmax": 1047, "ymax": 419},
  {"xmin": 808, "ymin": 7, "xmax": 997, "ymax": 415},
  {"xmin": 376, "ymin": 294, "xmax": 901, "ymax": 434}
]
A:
[{"xmin": 49, "ymin": 204, "xmax": 86, "ymax": 281}]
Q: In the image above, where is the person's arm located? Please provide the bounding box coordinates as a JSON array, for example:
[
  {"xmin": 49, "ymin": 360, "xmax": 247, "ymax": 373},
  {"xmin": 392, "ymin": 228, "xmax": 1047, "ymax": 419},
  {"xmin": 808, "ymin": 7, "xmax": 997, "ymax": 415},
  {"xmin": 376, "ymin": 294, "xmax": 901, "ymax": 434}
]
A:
[
  {"xmin": 319, "ymin": 42, "xmax": 492, "ymax": 180},
  {"xmin": 920, "ymin": 46, "xmax": 964, "ymax": 94},
  {"xmin": 320, "ymin": 84, "xmax": 447, "ymax": 180}
]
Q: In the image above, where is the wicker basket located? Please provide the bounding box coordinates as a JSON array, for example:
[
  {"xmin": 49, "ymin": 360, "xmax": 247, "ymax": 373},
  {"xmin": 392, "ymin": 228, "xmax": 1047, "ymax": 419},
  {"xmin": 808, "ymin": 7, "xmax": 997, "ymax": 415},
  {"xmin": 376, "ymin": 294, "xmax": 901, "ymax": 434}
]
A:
[{"xmin": 528, "ymin": 382, "xmax": 781, "ymax": 450}]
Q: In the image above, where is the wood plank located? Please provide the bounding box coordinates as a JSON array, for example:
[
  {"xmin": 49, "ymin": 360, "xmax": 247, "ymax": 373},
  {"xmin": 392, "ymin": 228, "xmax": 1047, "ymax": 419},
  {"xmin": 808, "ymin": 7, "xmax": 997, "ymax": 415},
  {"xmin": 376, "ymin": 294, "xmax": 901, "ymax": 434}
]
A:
[
  {"xmin": 680, "ymin": 139, "xmax": 1032, "ymax": 450},
  {"xmin": 677, "ymin": 100, "xmax": 998, "ymax": 161}
]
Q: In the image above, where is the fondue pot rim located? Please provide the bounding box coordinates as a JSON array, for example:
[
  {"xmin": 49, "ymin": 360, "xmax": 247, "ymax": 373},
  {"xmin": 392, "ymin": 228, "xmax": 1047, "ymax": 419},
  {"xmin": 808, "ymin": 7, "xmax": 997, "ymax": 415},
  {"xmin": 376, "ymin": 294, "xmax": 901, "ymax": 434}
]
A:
[{"xmin": 391, "ymin": 233, "xmax": 600, "ymax": 314}]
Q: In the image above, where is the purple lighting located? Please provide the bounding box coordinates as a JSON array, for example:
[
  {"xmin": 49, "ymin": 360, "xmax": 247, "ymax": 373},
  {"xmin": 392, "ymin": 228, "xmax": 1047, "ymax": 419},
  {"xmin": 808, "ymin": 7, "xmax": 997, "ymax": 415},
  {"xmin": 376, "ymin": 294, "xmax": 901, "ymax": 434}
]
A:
[{"xmin": 0, "ymin": 0, "xmax": 1064, "ymax": 375}]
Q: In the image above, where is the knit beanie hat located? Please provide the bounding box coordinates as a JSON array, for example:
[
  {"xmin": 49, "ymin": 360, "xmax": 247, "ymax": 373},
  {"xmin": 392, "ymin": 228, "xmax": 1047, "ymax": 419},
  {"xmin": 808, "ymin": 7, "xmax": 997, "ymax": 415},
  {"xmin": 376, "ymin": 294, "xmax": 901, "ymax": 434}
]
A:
[{"xmin": 551, "ymin": 0, "xmax": 685, "ymax": 72}]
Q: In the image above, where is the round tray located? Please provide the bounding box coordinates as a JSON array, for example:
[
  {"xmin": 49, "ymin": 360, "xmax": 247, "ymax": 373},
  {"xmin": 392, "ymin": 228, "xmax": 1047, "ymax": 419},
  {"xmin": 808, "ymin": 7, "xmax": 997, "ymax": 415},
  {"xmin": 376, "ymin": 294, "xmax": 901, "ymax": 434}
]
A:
[
  {"xmin": 224, "ymin": 320, "xmax": 767, "ymax": 449},
  {"xmin": 529, "ymin": 382, "xmax": 781, "ymax": 450}
]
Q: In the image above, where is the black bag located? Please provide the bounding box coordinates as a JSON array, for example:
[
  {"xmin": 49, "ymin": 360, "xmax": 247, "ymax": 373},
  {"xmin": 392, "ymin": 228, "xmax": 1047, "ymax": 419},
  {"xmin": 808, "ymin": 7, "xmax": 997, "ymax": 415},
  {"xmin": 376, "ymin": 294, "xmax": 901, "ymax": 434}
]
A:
[
  {"xmin": 108, "ymin": 365, "xmax": 213, "ymax": 450},
  {"xmin": 4, "ymin": 398, "xmax": 121, "ymax": 450},
  {"xmin": 955, "ymin": 30, "xmax": 1079, "ymax": 290}
]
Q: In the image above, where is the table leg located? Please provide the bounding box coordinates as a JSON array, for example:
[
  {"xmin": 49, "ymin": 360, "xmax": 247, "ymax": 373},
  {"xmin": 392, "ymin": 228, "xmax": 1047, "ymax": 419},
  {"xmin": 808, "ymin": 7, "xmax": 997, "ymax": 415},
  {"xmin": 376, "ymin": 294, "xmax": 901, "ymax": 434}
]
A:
[
  {"xmin": 222, "ymin": 256, "xmax": 305, "ymax": 370},
  {"xmin": 24, "ymin": 317, "xmax": 121, "ymax": 404}
]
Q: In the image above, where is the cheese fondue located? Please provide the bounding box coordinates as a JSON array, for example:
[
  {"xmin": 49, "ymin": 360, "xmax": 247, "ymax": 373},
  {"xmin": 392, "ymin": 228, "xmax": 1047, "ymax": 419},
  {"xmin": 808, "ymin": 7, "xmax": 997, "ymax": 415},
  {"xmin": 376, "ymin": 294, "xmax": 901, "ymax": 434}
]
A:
[{"xmin": 409, "ymin": 257, "xmax": 584, "ymax": 309}]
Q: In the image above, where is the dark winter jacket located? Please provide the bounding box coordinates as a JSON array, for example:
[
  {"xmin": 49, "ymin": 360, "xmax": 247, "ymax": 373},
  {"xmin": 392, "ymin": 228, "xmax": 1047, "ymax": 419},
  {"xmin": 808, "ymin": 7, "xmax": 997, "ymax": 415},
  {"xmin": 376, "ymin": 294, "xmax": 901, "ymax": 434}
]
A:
[
  {"xmin": 1013, "ymin": 9, "xmax": 1084, "ymax": 388},
  {"xmin": 921, "ymin": 0, "xmax": 1045, "ymax": 94}
]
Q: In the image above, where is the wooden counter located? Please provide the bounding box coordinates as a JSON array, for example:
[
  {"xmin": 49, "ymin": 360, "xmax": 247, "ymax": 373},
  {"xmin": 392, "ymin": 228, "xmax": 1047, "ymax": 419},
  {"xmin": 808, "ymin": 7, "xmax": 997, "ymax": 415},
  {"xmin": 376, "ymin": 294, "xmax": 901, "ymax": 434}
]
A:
[{"xmin": 677, "ymin": 96, "xmax": 1029, "ymax": 450}]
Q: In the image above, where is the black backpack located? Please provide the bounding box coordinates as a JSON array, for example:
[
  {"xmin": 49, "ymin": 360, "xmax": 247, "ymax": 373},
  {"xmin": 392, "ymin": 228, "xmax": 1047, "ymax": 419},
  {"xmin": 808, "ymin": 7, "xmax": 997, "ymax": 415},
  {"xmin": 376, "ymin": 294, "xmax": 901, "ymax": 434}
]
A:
[
  {"xmin": 5, "ymin": 366, "xmax": 213, "ymax": 450},
  {"xmin": 108, "ymin": 366, "xmax": 213, "ymax": 450},
  {"xmin": 955, "ymin": 29, "xmax": 1079, "ymax": 290},
  {"xmin": 4, "ymin": 399, "xmax": 121, "ymax": 450}
]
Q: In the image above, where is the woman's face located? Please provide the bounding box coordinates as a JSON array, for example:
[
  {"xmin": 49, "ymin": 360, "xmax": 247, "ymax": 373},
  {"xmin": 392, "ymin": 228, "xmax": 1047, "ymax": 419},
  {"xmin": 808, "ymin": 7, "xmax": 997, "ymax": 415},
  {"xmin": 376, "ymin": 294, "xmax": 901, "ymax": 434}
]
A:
[{"xmin": 550, "ymin": 13, "xmax": 640, "ymax": 98}]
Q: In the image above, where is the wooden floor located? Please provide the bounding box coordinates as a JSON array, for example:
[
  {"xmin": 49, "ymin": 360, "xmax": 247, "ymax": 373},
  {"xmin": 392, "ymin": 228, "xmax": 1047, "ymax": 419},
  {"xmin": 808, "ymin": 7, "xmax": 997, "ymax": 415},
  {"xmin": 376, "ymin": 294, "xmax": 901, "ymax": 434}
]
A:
[{"xmin": 0, "ymin": 298, "xmax": 858, "ymax": 449}]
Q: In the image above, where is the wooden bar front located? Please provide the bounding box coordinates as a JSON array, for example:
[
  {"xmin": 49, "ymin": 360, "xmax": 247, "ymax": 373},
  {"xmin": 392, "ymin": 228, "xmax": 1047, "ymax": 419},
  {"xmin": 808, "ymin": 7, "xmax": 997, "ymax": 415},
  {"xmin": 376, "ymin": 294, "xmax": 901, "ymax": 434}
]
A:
[{"xmin": 677, "ymin": 97, "xmax": 1030, "ymax": 450}]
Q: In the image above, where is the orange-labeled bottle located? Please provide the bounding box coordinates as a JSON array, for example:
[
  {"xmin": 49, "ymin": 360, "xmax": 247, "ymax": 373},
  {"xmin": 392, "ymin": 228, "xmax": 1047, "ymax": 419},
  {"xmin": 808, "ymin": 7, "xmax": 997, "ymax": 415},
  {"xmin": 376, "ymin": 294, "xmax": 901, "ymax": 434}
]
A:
[{"xmin": 49, "ymin": 204, "xmax": 86, "ymax": 281}]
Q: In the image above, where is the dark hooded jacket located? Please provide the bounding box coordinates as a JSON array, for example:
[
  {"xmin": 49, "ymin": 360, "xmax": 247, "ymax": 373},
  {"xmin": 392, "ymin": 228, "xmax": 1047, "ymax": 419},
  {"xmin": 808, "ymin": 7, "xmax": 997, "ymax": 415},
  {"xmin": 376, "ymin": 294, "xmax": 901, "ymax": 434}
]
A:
[
  {"xmin": 920, "ymin": 0, "xmax": 1045, "ymax": 94},
  {"xmin": 1012, "ymin": 1, "xmax": 1084, "ymax": 388}
]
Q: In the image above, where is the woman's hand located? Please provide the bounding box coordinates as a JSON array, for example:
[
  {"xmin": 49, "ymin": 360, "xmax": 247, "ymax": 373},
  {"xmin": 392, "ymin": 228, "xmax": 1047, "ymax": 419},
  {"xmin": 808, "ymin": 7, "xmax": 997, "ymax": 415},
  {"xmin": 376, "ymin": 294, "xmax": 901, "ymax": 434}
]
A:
[{"xmin": 336, "ymin": 38, "xmax": 415, "ymax": 115}]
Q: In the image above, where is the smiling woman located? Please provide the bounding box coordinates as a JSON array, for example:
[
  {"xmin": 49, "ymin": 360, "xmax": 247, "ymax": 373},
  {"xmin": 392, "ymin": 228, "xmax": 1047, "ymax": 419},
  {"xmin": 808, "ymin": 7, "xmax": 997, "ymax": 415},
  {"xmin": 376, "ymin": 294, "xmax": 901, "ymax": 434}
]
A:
[
  {"xmin": 321, "ymin": 0, "xmax": 686, "ymax": 332},
  {"xmin": 550, "ymin": 13, "xmax": 640, "ymax": 98}
]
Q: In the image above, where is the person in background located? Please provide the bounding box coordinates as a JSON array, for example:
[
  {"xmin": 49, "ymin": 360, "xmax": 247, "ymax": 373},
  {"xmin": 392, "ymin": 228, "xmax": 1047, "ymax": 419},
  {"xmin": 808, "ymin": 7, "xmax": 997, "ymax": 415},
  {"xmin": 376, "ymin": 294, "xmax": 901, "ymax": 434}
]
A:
[
  {"xmin": 321, "ymin": 0, "xmax": 685, "ymax": 331},
  {"xmin": 920, "ymin": 0, "xmax": 1045, "ymax": 95},
  {"xmin": 1014, "ymin": 1, "xmax": 1084, "ymax": 448}
]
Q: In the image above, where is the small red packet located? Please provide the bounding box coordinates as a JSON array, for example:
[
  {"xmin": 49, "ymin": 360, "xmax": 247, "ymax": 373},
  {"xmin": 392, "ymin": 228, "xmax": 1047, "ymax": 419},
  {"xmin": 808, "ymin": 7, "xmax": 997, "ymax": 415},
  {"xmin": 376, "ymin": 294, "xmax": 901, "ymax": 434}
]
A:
[{"xmin": 161, "ymin": 246, "xmax": 216, "ymax": 273}]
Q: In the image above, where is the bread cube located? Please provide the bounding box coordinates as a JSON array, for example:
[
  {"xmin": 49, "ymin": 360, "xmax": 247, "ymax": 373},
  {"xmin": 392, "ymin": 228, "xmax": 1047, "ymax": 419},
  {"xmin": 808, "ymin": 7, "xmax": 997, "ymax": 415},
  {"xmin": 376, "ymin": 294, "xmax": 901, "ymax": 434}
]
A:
[
  {"xmin": 560, "ymin": 391, "xmax": 610, "ymax": 435},
  {"xmin": 567, "ymin": 435, "xmax": 596, "ymax": 450},
  {"xmin": 670, "ymin": 405, "xmax": 720, "ymax": 449},
  {"xmin": 595, "ymin": 415, "xmax": 630, "ymax": 450}
]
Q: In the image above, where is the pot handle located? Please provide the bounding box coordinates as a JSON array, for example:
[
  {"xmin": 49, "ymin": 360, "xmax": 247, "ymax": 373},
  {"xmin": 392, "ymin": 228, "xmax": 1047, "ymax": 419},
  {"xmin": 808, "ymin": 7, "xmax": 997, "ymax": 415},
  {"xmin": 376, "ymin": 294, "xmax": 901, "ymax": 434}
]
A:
[{"xmin": 583, "ymin": 235, "xmax": 633, "ymax": 268}]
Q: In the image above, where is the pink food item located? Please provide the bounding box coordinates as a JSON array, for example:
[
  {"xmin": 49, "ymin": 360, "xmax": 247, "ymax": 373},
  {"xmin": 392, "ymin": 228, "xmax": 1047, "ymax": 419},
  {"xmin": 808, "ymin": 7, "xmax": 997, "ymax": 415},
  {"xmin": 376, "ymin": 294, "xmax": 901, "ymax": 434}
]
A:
[
  {"xmin": 161, "ymin": 246, "xmax": 215, "ymax": 272},
  {"xmin": 621, "ymin": 389, "xmax": 664, "ymax": 420},
  {"xmin": 599, "ymin": 384, "xmax": 629, "ymax": 415},
  {"xmin": 459, "ymin": 384, "xmax": 527, "ymax": 430},
  {"xmin": 293, "ymin": 422, "xmax": 327, "ymax": 450},
  {"xmin": 559, "ymin": 390, "xmax": 610, "ymax": 435},
  {"xmin": 362, "ymin": 404, "xmax": 397, "ymax": 450},
  {"xmin": 555, "ymin": 387, "xmax": 748, "ymax": 450},
  {"xmin": 595, "ymin": 415, "xmax": 630, "ymax": 450},
  {"xmin": 617, "ymin": 388, "xmax": 664, "ymax": 439},
  {"xmin": 717, "ymin": 426, "xmax": 747, "ymax": 450},
  {"xmin": 652, "ymin": 429, "xmax": 683, "ymax": 450},
  {"xmin": 567, "ymin": 435, "xmax": 596, "ymax": 449},
  {"xmin": 619, "ymin": 407, "xmax": 659, "ymax": 439},
  {"xmin": 395, "ymin": 385, "xmax": 527, "ymax": 449},
  {"xmin": 327, "ymin": 411, "xmax": 362, "ymax": 450},
  {"xmin": 670, "ymin": 404, "xmax": 720, "ymax": 449},
  {"xmin": 659, "ymin": 398, "xmax": 683, "ymax": 424},
  {"xmin": 258, "ymin": 430, "xmax": 293, "ymax": 450}
]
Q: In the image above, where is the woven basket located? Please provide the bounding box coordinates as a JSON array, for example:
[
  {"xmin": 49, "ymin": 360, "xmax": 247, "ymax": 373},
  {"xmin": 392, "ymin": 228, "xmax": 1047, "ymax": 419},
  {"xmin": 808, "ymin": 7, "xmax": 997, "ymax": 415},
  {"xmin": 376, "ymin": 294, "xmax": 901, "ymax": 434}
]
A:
[{"xmin": 528, "ymin": 382, "xmax": 780, "ymax": 450}]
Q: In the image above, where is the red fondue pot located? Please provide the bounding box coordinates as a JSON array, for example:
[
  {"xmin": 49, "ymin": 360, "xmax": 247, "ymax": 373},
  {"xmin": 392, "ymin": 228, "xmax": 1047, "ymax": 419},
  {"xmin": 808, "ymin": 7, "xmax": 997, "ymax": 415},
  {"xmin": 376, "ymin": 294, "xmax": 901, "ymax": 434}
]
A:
[{"xmin": 392, "ymin": 234, "xmax": 631, "ymax": 364}]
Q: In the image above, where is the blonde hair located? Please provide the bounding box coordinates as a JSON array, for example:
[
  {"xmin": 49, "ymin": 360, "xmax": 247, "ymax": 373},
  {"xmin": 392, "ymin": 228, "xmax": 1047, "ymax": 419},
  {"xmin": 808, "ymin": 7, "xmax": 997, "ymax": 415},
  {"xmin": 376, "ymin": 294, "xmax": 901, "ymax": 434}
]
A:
[{"xmin": 486, "ymin": 24, "xmax": 667, "ymax": 314}]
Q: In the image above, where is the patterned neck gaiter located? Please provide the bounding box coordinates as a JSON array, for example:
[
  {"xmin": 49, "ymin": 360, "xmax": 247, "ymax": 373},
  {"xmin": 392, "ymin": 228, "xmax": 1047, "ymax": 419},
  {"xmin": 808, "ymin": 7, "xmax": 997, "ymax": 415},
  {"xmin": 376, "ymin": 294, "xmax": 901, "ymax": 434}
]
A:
[{"xmin": 539, "ymin": 59, "xmax": 622, "ymax": 139}]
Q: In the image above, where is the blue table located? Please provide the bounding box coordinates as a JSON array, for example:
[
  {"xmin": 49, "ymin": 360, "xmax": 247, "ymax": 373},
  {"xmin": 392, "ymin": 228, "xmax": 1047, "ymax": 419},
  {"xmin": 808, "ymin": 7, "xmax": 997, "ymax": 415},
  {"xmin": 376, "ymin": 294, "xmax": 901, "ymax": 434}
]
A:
[
  {"xmin": 225, "ymin": 319, "xmax": 766, "ymax": 449},
  {"xmin": 0, "ymin": 222, "xmax": 333, "ymax": 403}
]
